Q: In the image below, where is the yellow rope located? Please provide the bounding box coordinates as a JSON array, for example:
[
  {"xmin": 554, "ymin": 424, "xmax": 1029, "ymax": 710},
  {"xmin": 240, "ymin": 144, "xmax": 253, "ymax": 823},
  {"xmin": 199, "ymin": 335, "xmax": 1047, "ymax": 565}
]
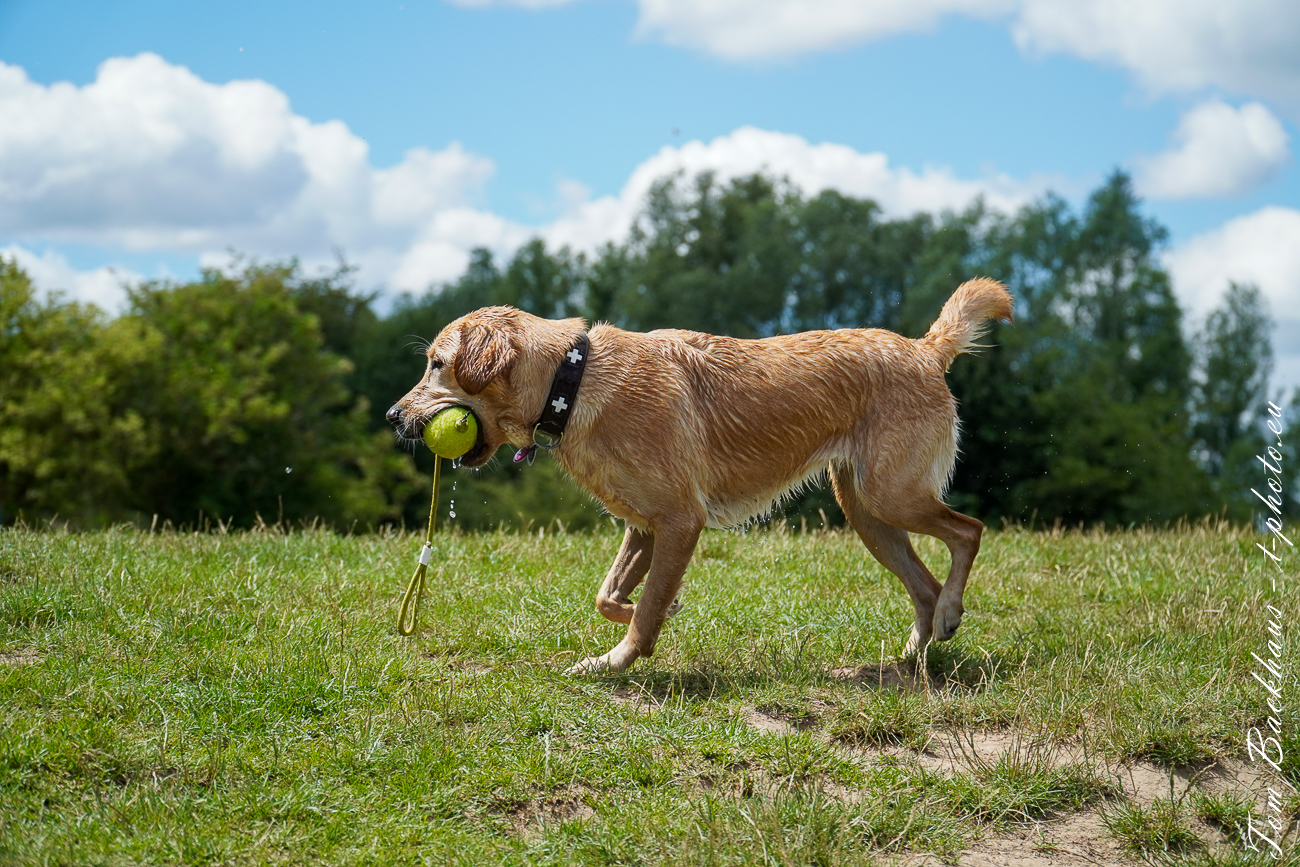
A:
[{"xmin": 397, "ymin": 455, "xmax": 439, "ymax": 636}]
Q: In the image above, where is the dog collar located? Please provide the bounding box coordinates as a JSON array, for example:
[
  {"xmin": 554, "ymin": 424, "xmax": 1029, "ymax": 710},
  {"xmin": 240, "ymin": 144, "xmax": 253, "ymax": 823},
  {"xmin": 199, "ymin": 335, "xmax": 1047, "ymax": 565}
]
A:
[{"xmin": 514, "ymin": 333, "xmax": 589, "ymax": 465}]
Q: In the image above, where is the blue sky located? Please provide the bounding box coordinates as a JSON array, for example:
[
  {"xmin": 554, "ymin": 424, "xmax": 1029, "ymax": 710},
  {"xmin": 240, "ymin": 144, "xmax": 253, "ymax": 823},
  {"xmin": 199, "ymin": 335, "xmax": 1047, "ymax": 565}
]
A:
[{"xmin": 1, "ymin": 0, "xmax": 1297, "ymax": 384}]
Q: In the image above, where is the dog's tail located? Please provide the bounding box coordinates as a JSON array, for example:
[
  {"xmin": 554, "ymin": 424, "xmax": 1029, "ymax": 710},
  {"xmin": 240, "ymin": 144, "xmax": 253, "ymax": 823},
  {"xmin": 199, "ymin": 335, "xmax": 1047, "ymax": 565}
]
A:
[{"xmin": 921, "ymin": 277, "xmax": 1013, "ymax": 370}]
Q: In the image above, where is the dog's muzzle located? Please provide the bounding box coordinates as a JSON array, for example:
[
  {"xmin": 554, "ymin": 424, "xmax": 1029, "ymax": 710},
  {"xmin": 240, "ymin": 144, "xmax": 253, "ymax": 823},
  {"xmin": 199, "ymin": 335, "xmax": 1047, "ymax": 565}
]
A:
[{"xmin": 387, "ymin": 404, "xmax": 423, "ymax": 441}]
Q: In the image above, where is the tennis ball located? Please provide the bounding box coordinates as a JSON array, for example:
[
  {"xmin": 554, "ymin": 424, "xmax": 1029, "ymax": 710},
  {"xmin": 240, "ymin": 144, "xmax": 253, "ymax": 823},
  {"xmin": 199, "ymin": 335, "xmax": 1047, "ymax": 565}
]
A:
[{"xmin": 423, "ymin": 407, "xmax": 479, "ymax": 459}]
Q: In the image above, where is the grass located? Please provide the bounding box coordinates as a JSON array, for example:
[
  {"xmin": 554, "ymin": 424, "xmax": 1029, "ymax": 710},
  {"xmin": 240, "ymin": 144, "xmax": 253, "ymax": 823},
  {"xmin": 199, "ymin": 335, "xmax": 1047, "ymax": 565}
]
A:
[
  {"xmin": 1104, "ymin": 796, "xmax": 1203, "ymax": 857},
  {"xmin": 1194, "ymin": 791, "xmax": 1258, "ymax": 847},
  {"xmin": 0, "ymin": 520, "xmax": 1296, "ymax": 865}
]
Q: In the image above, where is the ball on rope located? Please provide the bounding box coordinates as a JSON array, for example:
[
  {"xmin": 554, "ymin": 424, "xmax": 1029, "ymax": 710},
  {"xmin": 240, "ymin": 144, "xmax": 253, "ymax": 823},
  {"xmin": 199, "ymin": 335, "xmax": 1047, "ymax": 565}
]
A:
[{"xmin": 422, "ymin": 406, "xmax": 479, "ymax": 459}]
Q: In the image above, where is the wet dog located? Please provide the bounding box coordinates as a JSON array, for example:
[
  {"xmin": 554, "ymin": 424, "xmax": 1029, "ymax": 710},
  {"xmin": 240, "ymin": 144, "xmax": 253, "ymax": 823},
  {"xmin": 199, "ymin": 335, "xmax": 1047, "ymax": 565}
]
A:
[{"xmin": 388, "ymin": 278, "xmax": 1013, "ymax": 673}]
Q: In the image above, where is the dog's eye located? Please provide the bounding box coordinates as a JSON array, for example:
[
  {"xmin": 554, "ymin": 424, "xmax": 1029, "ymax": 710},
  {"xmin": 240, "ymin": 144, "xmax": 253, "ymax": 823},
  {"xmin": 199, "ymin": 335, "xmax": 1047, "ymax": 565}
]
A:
[{"xmin": 430, "ymin": 359, "xmax": 444, "ymax": 371}]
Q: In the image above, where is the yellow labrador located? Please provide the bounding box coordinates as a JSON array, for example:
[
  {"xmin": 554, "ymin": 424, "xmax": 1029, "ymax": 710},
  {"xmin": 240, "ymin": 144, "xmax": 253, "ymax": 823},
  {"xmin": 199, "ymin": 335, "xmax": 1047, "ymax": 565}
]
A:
[{"xmin": 388, "ymin": 278, "xmax": 1013, "ymax": 673}]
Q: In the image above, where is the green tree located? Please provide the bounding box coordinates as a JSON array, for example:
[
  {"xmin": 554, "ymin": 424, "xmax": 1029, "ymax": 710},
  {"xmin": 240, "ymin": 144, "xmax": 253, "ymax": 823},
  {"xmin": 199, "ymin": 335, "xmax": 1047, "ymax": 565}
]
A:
[
  {"xmin": 0, "ymin": 258, "xmax": 149, "ymax": 525},
  {"xmin": 107, "ymin": 263, "xmax": 417, "ymax": 528},
  {"xmin": 1190, "ymin": 282, "xmax": 1276, "ymax": 519},
  {"xmin": 591, "ymin": 173, "xmax": 929, "ymax": 339},
  {"xmin": 940, "ymin": 173, "xmax": 1207, "ymax": 525},
  {"xmin": 1192, "ymin": 282, "xmax": 1273, "ymax": 469}
]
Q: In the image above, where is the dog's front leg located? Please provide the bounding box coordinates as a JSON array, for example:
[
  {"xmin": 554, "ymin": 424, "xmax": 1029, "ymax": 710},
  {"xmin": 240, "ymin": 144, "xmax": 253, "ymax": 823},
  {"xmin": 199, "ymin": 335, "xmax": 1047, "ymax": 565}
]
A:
[
  {"xmin": 595, "ymin": 526, "xmax": 654, "ymax": 624},
  {"xmin": 569, "ymin": 517, "xmax": 702, "ymax": 674}
]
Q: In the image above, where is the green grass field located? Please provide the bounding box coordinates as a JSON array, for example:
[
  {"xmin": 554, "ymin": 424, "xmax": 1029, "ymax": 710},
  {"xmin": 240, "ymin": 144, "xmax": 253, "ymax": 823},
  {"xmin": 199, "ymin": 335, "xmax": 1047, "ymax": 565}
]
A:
[{"xmin": 1, "ymin": 523, "xmax": 1296, "ymax": 865}]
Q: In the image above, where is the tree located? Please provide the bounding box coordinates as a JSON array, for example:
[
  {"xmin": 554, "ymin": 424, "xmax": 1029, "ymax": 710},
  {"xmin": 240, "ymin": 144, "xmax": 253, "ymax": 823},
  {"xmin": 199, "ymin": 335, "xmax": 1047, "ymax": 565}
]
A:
[
  {"xmin": 1190, "ymin": 282, "xmax": 1276, "ymax": 519},
  {"xmin": 105, "ymin": 263, "xmax": 417, "ymax": 528},
  {"xmin": 934, "ymin": 173, "xmax": 1206, "ymax": 525},
  {"xmin": 0, "ymin": 259, "xmax": 153, "ymax": 525}
]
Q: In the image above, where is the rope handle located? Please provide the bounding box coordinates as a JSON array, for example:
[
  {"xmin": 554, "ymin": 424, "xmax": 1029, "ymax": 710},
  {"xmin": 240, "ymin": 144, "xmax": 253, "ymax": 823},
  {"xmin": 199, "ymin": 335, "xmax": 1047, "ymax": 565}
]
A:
[{"xmin": 396, "ymin": 456, "xmax": 440, "ymax": 636}]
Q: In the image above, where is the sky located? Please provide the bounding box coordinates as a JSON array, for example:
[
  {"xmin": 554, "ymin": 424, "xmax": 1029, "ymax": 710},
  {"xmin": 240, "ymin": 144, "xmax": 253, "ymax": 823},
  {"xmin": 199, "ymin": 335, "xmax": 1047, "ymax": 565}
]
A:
[{"xmin": 1, "ymin": 0, "xmax": 1298, "ymax": 391}]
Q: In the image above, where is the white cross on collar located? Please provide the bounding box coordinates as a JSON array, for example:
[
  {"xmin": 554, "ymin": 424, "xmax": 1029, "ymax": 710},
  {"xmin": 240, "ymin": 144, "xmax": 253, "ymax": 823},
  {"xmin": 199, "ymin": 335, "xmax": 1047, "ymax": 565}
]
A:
[
  {"xmin": 551, "ymin": 396, "xmax": 569, "ymax": 413},
  {"xmin": 566, "ymin": 348, "xmax": 584, "ymax": 364}
]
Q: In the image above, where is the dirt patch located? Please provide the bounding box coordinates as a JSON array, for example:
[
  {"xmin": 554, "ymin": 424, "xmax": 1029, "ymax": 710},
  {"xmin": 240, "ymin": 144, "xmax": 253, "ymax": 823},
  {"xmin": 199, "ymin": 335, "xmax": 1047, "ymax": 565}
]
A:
[
  {"xmin": 0, "ymin": 648, "xmax": 42, "ymax": 667},
  {"xmin": 745, "ymin": 707, "xmax": 798, "ymax": 735},
  {"xmin": 505, "ymin": 793, "xmax": 596, "ymax": 837},
  {"xmin": 897, "ymin": 812, "xmax": 1141, "ymax": 866},
  {"xmin": 922, "ymin": 731, "xmax": 1089, "ymax": 775},
  {"xmin": 648, "ymin": 675, "xmax": 1275, "ymax": 863},
  {"xmin": 1110, "ymin": 759, "xmax": 1198, "ymax": 804},
  {"xmin": 1191, "ymin": 757, "xmax": 1274, "ymax": 797},
  {"xmin": 611, "ymin": 685, "xmax": 666, "ymax": 713},
  {"xmin": 844, "ymin": 730, "xmax": 1085, "ymax": 779},
  {"xmin": 859, "ymin": 734, "xmax": 1279, "ymax": 865},
  {"xmin": 743, "ymin": 702, "xmax": 822, "ymax": 735},
  {"xmin": 830, "ymin": 660, "xmax": 924, "ymax": 692},
  {"xmin": 850, "ymin": 730, "xmax": 1269, "ymax": 809}
]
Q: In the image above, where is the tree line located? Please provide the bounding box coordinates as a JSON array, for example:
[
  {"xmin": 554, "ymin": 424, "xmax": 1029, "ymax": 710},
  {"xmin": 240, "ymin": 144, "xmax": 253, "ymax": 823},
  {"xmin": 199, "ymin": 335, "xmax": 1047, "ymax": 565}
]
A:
[{"xmin": 2, "ymin": 170, "xmax": 1295, "ymax": 531}]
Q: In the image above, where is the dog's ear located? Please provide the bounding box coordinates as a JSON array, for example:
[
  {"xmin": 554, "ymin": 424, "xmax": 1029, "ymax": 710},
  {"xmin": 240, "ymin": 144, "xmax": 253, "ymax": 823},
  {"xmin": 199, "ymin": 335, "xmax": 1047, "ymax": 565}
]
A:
[{"xmin": 453, "ymin": 312, "xmax": 519, "ymax": 394}]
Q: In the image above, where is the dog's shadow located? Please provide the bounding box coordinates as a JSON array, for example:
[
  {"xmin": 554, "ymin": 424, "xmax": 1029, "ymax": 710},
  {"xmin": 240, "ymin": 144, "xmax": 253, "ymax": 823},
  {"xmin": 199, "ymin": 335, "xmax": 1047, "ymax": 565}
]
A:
[
  {"xmin": 592, "ymin": 667, "xmax": 761, "ymax": 710},
  {"xmin": 585, "ymin": 642, "xmax": 1020, "ymax": 709},
  {"xmin": 826, "ymin": 648, "xmax": 1015, "ymax": 694}
]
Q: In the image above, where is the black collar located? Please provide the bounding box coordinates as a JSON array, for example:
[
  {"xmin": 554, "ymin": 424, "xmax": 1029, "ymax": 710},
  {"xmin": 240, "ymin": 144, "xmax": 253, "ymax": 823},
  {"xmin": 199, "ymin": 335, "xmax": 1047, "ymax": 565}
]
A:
[{"xmin": 514, "ymin": 333, "xmax": 589, "ymax": 465}]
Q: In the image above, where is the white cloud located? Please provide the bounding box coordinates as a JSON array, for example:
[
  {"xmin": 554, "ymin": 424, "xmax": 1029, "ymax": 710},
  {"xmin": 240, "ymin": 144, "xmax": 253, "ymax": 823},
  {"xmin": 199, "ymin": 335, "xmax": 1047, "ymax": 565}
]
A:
[
  {"xmin": 541, "ymin": 126, "xmax": 1042, "ymax": 253},
  {"xmin": 1165, "ymin": 206, "xmax": 1300, "ymax": 392},
  {"xmin": 0, "ymin": 53, "xmax": 501, "ymax": 289},
  {"xmin": 392, "ymin": 209, "xmax": 533, "ymax": 290},
  {"xmin": 1165, "ymin": 206, "xmax": 1300, "ymax": 316},
  {"xmin": 1013, "ymin": 0, "xmax": 1300, "ymax": 106},
  {"xmin": 459, "ymin": 0, "xmax": 1300, "ymax": 110},
  {"xmin": 1137, "ymin": 101, "xmax": 1290, "ymax": 200},
  {"xmin": 1, "ymin": 246, "xmax": 141, "ymax": 311},
  {"xmin": 633, "ymin": 0, "xmax": 1012, "ymax": 60}
]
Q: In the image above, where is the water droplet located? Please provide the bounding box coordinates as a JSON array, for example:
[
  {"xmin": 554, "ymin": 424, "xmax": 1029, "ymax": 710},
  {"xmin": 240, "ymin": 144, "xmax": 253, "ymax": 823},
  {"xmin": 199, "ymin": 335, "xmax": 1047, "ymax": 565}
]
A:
[
  {"xmin": 449, "ymin": 511, "xmax": 456, "ymax": 518},
  {"xmin": 285, "ymin": 467, "xmax": 292, "ymax": 474}
]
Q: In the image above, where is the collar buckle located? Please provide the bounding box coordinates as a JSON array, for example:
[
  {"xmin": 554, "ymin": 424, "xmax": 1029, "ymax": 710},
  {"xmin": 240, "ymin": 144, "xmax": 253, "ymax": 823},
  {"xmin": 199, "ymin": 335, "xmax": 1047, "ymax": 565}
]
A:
[{"xmin": 531, "ymin": 424, "xmax": 562, "ymax": 450}]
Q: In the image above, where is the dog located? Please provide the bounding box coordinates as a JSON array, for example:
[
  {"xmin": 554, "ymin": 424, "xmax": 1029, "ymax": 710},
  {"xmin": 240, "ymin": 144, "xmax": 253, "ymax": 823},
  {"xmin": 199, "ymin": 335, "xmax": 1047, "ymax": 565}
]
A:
[{"xmin": 387, "ymin": 278, "xmax": 1013, "ymax": 673}]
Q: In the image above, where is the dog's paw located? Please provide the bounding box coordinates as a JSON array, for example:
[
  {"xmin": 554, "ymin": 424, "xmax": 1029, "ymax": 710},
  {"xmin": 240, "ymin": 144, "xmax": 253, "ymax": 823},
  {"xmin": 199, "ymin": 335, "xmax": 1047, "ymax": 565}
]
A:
[
  {"xmin": 932, "ymin": 601, "xmax": 964, "ymax": 642},
  {"xmin": 565, "ymin": 641, "xmax": 640, "ymax": 675},
  {"xmin": 902, "ymin": 625, "xmax": 930, "ymax": 657},
  {"xmin": 566, "ymin": 655, "xmax": 615, "ymax": 676}
]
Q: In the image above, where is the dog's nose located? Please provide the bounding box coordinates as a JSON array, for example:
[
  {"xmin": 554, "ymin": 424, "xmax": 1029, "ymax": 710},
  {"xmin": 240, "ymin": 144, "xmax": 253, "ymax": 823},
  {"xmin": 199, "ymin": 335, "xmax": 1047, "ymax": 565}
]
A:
[{"xmin": 386, "ymin": 404, "xmax": 402, "ymax": 425}]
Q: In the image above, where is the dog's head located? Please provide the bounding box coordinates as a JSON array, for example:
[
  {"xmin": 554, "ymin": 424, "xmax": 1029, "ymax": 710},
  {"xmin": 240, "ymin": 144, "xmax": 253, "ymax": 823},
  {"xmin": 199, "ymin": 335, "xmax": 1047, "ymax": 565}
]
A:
[
  {"xmin": 388, "ymin": 305, "xmax": 583, "ymax": 468},
  {"xmin": 386, "ymin": 306, "xmax": 522, "ymax": 467}
]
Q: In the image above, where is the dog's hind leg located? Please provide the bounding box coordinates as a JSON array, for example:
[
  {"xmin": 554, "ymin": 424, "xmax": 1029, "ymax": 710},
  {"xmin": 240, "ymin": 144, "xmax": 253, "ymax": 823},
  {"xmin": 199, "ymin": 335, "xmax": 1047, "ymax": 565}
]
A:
[
  {"xmin": 570, "ymin": 515, "xmax": 703, "ymax": 674},
  {"xmin": 830, "ymin": 461, "xmax": 943, "ymax": 655},
  {"xmin": 867, "ymin": 494, "xmax": 983, "ymax": 644},
  {"xmin": 595, "ymin": 526, "xmax": 654, "ymax": 624}
]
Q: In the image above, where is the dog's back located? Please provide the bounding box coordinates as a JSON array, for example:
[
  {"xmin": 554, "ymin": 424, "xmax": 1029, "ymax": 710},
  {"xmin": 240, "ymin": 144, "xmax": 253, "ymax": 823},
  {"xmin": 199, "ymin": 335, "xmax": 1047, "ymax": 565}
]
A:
[{"xmin": 570, "ymin": 279, "xmax": 1012, "ymax": 528}]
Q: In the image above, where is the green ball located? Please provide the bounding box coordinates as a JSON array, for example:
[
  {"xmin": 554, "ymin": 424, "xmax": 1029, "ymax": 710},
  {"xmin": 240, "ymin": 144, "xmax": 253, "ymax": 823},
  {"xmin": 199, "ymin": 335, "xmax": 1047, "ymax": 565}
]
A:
[{"xmin": 423, "ymin": 407, "xmax": 479, "ymax": 459}]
